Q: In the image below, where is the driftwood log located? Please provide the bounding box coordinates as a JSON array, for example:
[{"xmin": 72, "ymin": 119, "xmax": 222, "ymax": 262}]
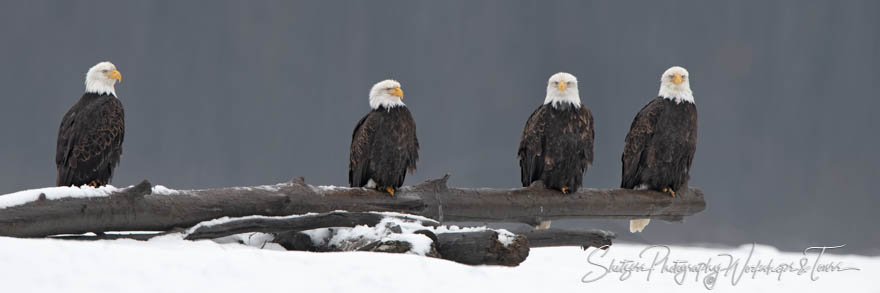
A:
[
  {"xmin": 0, "ymin": 175, "xmax": 705, "ymax": 238},
  {"xmin": 522, "ymin": 229, "xmax": 614, "ymax": 249},
  {"xmin": 267, "ymin": 218, "xmax": 532, "ymax": 266},
  {"xmin": 53, "ymin": 212, "xmax": 616, "ymax": 250},
  {"xmin": 183, "ymin": 211, "xmax": 439, "ymax": 240},
  {"xmin": 434, "ymin": 231, "xmax": 529, "ymax": 266},
  {"xmin": 275, "ymin": 229, "xmax": 530, "ymax": 266},
  {"xmin": 49, "ymin": 210, "xmax": 611, "ymax": 266}
]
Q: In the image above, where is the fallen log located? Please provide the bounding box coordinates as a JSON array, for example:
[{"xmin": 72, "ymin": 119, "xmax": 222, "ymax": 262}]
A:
[
  {"xmin": 520, "ymin": 229, "xmax": 614, "ymax": 249},
  {"xmin": 274, "ymin": 229, "xmax": 614, "ymax": 250},
  {"xmin": 53, "ymin": 228, "xmax": 617, "ymax": 251},
  {"xmin": 434, "ymin": 231, "xmax": 530, "ymax": 266},
  {"xmin": 0, "ymin": 175, "xmax": 705, "ymax": 237},
  {"xmin": 273, "ymin": 228, "xmax": 530, "ymax": 266},
  {"xmin": 184, "ymin": 211, "xmax": 439, "ymax": 240},
  {"xmin": 45, "ymin": 210, "xmax": 608, "ymax": 267}
]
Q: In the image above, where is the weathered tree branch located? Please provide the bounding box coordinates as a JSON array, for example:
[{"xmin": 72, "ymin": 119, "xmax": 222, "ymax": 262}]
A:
[
  {"xmin": 183, "ymin": 211, "xmax": 438, "ymax": 240},
  {"xmin": 0, "ymin": 175, "xmax": 705, "ymax": 237}
]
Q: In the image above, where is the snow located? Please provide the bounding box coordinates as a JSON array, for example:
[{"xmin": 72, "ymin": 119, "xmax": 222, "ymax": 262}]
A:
[
  {"xmin": 212, "ymin": 232, "xmax": 284, "ymax": 250},
  {"xmin": 313, "ymin": 185, "xmax": 346, "ymax": 192},
  {"xmin": 0, "ymin": 184, "xmax": 188, "ymax": 209},
  {"xmin": 432, "ymin": 224, "xmax": 491, "ymax": 233},
  {"xmin": 182, "ymin": 212, "xmax": 444, "ymax": 254},
  {"xmin": 231, "ymin": 184, "xmax": 284, "ymax": 192},
  {"xmin": 150, "ymin": 185, "xmax": 180, "ymax": 195},
  {"xmin": 496, "ymin": 229, "xmax": 517, "ymax": 246},
  {"xmin": 0, "ymin": 185, "xmax": 124, "ymax": 209},
  {"xmin": 0, "ymin": 236, "xmax": 873, "ymax": 293},
  {"xmin": 253, "ymin": 184, "xmax": 283, "ymax": 192},
  {"xmin": 309, "ymin": 217, "xmax": 435, "ymax": 255},
  {"xmin": 301, "ymin": 217, "xmax": 527, "ymax": 253},
  {"xmin": 372, "ymin": 211, "xmax": 438, "ymax": 224}
]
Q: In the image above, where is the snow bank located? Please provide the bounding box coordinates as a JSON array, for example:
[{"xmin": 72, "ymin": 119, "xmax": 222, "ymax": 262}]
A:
[{"xmin": 0, "ymin": 237, "xmax": 873, "ymax": 293}]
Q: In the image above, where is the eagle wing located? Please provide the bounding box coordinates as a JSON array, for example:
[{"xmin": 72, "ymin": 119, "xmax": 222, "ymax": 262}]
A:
[
  {"xmin": 578, "ymin": 106, "xmax": 595, "ymax": 170},
  {"xmin": 621, "ymin": 98, "xmax": 661, "ymax": 189},
  {"xmin": 349, "ymin": 113, "xmax": 374, "ymax": 188},
  {"xmin": 56, "ymin": 96, "xmax": 125, "ymax": 186},
  {"xmin": 518, "ymin": 106, "xmax": 546, "ymax": 187},
  {"xmin": 397, "ymin": 107, "xmax": 420, "ymax": 175}
]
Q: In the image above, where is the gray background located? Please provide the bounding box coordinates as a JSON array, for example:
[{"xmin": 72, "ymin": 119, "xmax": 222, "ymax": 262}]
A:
[{"xmin": 1, "ymin": 1, "xmax": 877, "ymax": 255}]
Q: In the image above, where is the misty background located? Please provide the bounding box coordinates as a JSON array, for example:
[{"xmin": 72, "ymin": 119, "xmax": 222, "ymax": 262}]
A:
[{"xmin": 0, "ymin": 1, "xmax": 877, "ymax": 255}]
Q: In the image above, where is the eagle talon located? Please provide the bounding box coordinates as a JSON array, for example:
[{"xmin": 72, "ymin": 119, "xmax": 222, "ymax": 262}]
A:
[
  {"xmin": 560, "ymin": 186, "xmax": 569, "ymax": 194},
  {"xmin": 662, "ymin": 187, "xmax": 675, "ymax": 197},
  {"xmin": 384, "ymin": 186, "xmax": 395, "ymax": 197}
]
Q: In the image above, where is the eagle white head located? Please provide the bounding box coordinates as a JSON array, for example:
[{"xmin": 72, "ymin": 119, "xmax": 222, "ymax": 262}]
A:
[
  {"xmin": 658, "ymin": 66, "xmax": 694, "ymax": 104},
  {"xmin": 85, "ymin": 61, "xmax": 122, "ymax": 97},
  {"xmin": 369, "ymin": 79, "xmax": 405, "ymax": 110},
  {"xmin": 544, "ymin": 72, "xmax": 580, "ymax": 108}
]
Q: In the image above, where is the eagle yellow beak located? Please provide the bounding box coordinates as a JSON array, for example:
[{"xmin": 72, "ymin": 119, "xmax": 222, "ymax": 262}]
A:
[
  {"xmin": 672, "ymin": 73, "xmax": 683, "ymax": 85},
  {"xmin": 557, "ymin": 82, "xmax": 567, "ymax": 91},
  {"xmin": 390, "ymin": 87, "xmax": 404, "ymax": 99},
  {"xmin": 107, "ymin": 69, "xmax": 122, "ymax": 82}
]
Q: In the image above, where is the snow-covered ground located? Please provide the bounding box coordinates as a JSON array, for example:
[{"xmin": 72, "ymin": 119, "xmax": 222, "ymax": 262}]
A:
[
  {"xmin": 0, "ymin": 236, "xmax": 873, "ymax": 293},
  {"xmin": 0, "ymin": 185, "xmax": 873, "ymax": 292}
]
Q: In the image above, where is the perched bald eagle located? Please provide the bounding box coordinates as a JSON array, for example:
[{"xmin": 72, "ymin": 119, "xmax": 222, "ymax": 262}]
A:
[
  {"xmin": 56, "ymin": 61, "xmax": 124, "ymax": 187},
  {"xmin": 623, "ymin": 66, "xmax": 698, "ymax": 232},
  {"xmin": 349, "ymin": 79, "xmax": 419, "ymax": 196},
  {"xmin": 518, "ymin": 72, "xmax": 595, "ymax": 194}
]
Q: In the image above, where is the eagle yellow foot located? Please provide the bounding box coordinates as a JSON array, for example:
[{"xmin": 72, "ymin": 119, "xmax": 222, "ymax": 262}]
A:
[
  {"xmin": 560, "ymin": 186, "xmax": 569, "ymax": 194},
  {"xmin": 662, "ymin": 187, "xmax": 675, "ymax": 197},
  {"xmin": 87, "ymin": 180, "xmax": 102, "ymax": 187},
  {"xmin": 384, "ymin": 186, "xmax": 395, "ymax": 197}
]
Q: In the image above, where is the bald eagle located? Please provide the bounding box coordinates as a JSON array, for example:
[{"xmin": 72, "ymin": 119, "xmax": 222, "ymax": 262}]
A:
[
  {"xmin": 518, "ymin": 72, "xmax": 595, "ymax": 194},
  {"xmin": 56, "ymin": 61, "xmax": 124, "ymax": 187},
  {"xmin": 623, "ymin": 66, "xmax": 698, "ymax": 232},
  {"xmin": 349, "ymin": 79, "xmax": 419, "ymax": 196}
]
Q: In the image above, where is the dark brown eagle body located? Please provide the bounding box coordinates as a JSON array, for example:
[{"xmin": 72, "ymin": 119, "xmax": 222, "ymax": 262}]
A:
[
  {"xmin": 518, "ymin": 103, "xmax": 594, "ymax": 192},
  {"xmin": 349, "ymin": 106, "xmax": 419, "ymax": 189},
  {"xmin": 56, "ymin": 93, "xmax": 125, "ymax": 187},
  {"xmin": 621, "ymin": 97, "xmax": 697, "ymax": 192}
]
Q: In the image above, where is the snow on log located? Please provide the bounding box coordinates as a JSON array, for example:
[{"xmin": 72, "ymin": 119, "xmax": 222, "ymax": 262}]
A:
[
  {"xmin": 268, "ymin": 217, "xmax": 532, "ymax": 266},
  {"xmin": 44, "ymin": 210, "xmax": 611, "ymax": 266},
  {"xmin": 183, "ymin": 211, "xmax": 439, "ymax": 240},
  {"xmin": 0, "ymin": 175, "xmax": 705, "ymax": 237}
]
